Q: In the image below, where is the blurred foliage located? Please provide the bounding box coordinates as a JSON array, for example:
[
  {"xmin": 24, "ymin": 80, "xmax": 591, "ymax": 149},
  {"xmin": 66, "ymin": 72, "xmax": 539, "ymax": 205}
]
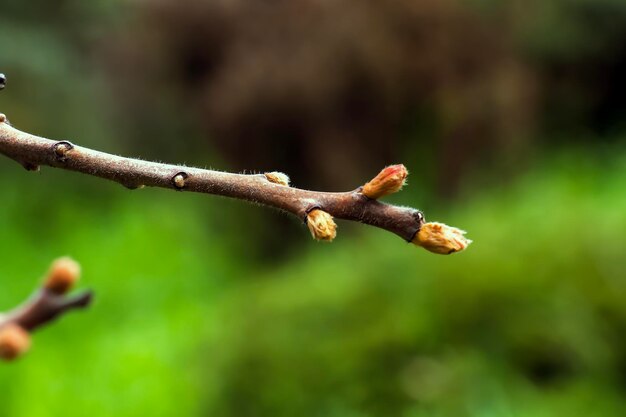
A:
[{"xmin": 1, "ymin": 0, "xmax": 626, "ymax": 416}]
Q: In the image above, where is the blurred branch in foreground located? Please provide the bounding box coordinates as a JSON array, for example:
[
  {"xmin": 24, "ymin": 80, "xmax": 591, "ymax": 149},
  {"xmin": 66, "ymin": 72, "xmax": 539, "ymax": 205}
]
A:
[{"xmin": 0, "ymin": 257, "xmax": 93, "ymax": 361}]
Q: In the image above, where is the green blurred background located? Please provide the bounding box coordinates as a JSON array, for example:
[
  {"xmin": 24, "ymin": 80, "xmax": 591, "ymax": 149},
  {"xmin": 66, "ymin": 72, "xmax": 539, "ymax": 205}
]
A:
[{"xmin": 1, "ymin": 0, "xmax": 625, "ymax": 416}]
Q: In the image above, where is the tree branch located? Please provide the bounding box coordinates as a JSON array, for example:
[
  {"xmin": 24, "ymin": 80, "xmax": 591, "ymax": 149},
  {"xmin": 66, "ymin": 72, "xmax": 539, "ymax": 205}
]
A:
[
  {"xmin": 0, "ymin": 118, "xmax": 428, "ymax": 240},
  {"xmin": 0, "ymin": 112, "xmax": 470, "ymax": 252},
  {"xmin": 0, "ymin": 257, "xmax": 93, "ymax": 361}
]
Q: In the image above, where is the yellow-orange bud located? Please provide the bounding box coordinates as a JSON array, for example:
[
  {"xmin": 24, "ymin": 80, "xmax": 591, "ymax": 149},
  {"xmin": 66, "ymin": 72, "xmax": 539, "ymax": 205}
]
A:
[
  {"xmin": 362, "ymin": 164, "xmax": 408, "ymax": 199},
  {"xmin": 412, "ymin": 222, "xmax": 472, "ymax": 254},
  {"xmin": 264, "ymin": 171, "xmax": 290, "ymax": 186},
  {"xmin": 0, "ymin": 324, "xmax": 31, "ymax": 361},
  {"xmin": 44, "ymin": 257, "xmax": 81, "ymax": 295},
  {"xmin": 306, "ymin": 209, "xmax": 337, "ymax": 242}
]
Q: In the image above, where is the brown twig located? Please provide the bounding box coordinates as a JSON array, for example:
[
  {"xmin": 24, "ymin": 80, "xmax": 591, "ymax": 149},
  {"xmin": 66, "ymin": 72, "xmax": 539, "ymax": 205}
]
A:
[
  {"xmin": 0, "ymin": 89, "xmax": 472, "ymax": 253},
  {"xmin": 0, "ymin": 257, "xmax": 93, "ymax": 361},
  {"xmin": 0, "ymin": 118, "xmax": 426, "ymax": 243}
]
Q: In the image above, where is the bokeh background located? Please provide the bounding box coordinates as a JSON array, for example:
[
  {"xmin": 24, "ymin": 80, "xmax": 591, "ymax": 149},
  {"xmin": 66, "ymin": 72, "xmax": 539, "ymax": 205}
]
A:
[{"xmin": 1, "ymin": 0, "xmax": 625, "ymax": 416}]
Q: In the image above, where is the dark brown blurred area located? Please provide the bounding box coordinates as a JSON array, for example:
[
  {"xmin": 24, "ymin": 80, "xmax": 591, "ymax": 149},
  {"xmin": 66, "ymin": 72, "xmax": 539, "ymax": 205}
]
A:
[{"xmin": 102, "ymin": 0, "xmax": 538, "ymax": 193}]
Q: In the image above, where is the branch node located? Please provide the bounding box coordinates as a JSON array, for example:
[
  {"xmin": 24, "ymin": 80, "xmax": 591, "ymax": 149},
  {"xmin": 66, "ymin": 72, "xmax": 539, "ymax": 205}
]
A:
[
  {"xmin": 405, "ymin": 210, "xmax": 426, "ymax": 242},
  {"xmin": 52, "ymin": 141, "xmax": 74, "ymax": 162},
  {"xmin": 303, "ymin": 204, "xmax": 322, "ymax": 223},
  {"xmin": 123, "ymin": 183, "xmax": 145, "ymax": 190},
  {"xmin": 414, "ymin": 210, "xmax": 425, "ymax": 225},
  {"xmin": 172, "ymin": 172, "xmax": 188, "ymax": 190}
]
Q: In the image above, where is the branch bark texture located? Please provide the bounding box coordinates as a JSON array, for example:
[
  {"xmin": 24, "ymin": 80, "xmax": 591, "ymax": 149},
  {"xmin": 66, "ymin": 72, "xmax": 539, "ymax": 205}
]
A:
[{"xmin": 0, "ymin": 119, "xmax": 425, "ymax": 242}]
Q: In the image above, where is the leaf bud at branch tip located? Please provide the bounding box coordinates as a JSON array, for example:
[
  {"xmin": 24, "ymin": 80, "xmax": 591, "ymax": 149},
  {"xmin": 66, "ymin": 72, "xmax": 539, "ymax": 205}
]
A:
[
  {"xmin": 306, "ymin": 209, "xmax": 337, "ymax": 242},
  {"xmin": 412, "ymin": 222, "xmax": 472, "ymax": 255},
  {"xmin": 264, "ymin": 171, "xmax": 290, "ymax": 186},
  {"xmin": 0, "ymin": 324, "xmax": 31, "ymax": 361},
  {"xmin": 44, "ymin": 257, "xmax": 81, "ymax": 295},
  {"xmin": 362, "ymin": 164, "xmax": 408, "ymax": 199}
]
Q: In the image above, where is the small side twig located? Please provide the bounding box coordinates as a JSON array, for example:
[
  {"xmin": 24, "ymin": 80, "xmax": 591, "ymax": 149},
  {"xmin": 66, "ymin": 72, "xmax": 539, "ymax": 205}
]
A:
[{"xmin": 0, "ymin": 257, "xmax": 93, "ymax": 361}]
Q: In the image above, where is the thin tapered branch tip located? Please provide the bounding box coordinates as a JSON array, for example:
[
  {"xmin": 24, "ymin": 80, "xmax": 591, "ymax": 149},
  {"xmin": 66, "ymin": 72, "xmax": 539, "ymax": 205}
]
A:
[{"xmin": 65, "ymin": 291, "xmax": 95, "ymax": 309}]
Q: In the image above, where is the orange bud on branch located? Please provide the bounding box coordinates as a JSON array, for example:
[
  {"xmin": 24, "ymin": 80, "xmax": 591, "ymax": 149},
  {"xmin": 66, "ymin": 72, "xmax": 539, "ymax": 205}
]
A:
[
  {"xmin": 44, "ymin": 257, "xmax": 81, "ymax": 295},
  {"xmin": 0, "ymin": 324, "xmax": 31, "ymax": 361},
  {"xmin": 362, "ymin": 164, "xmax": 408, "ymax": 199}
]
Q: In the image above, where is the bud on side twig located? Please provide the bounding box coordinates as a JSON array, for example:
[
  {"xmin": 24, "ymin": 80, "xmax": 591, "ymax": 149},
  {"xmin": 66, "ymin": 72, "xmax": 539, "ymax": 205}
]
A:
[
  {"xmin": 0, "ymin": 324, "xmax": 31, "ymax": 361},
  {"xmin": 306, "ymin": 209, "xmax": 337, "ymax": 242},
  {"xmin": 363, "ymin": 164, "xmax": 408, "ymax": 199},
  {"xmin": 264, "ymin": 171, "xmax": 290, "ymax": 186},
  {"xmin": 44, "ymin": 257, "xmax": 81, "ymax": 295},
  {"xmin": 412, "ymin": 222, "xmax": 472, "ymax": 255}
]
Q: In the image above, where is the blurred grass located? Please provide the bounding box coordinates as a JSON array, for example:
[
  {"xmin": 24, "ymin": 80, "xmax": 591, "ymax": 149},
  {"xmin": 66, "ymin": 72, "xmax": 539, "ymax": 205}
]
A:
[{"xmin": 1, "ymin": 145, "xmax": 625, "ymax": 416}]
